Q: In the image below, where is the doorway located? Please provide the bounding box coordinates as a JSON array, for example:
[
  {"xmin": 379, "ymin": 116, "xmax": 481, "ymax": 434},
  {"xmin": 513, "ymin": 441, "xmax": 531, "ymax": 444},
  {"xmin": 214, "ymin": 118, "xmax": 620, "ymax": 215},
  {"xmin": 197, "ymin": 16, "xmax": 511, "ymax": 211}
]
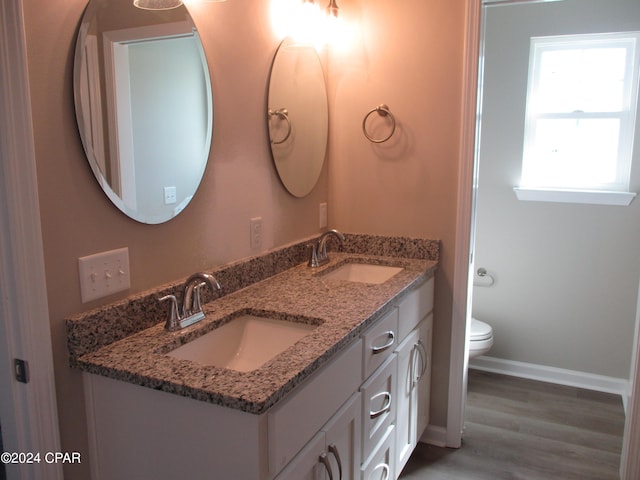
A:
[
  {"xmin": 458, "ymin": 0, "xmax": 640, "ymax": 476},
  {"xmin": 470, "ymin": 0, "xmax": 640, "ymax": 393}
]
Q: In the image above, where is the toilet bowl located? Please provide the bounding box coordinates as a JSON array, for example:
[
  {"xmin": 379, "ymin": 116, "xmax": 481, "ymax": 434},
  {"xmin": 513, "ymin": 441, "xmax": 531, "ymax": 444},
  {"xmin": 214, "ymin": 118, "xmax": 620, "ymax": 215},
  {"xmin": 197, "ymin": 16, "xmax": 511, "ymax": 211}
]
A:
[{"xmin": 469, "ymin": 317, "xmax": 493, "ymax": 359}]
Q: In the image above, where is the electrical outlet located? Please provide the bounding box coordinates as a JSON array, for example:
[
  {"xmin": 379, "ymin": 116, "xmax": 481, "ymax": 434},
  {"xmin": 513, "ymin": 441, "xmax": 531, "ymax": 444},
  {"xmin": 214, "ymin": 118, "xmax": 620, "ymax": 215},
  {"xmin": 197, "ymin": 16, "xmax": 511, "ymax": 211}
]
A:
[
  {"xmin": 319, "ymin": 203, "xmax": 328, "ymax": 228},
  {"xmin": 250, "ymin": 217, "xmax": 262, "ymax": 249},
  {"xmin": 78, "ymin": 247, "xmax": 131, "ymax": 303}
]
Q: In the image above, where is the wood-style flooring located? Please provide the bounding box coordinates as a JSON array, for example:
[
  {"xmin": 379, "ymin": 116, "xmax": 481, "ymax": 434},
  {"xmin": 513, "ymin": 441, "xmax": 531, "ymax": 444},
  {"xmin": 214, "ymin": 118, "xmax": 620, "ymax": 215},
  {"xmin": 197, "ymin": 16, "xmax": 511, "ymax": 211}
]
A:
[{"xmin": 400, "ymin": 369, "xmax": 625, "ymax": 480}]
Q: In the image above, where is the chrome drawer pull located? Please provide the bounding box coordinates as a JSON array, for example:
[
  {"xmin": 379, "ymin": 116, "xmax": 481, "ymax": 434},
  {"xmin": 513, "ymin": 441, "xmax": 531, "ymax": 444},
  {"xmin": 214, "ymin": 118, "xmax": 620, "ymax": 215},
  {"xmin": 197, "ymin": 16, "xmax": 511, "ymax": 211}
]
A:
[
  {"xmin": 319, "ymin": 453, "xmax": 334, "ymax": 480},
  {"xmin": 373, "ymin": 463, "xmax": 390, "ymax": 480},
  {"xmin": 411, "ymin": 341, "xmax": 428, "ymax": 387},
  {"xmin": 410, "ymin": 344, "xmax": 419, "ymax": 388},
  {"xmin": 370, "ymin": 391, "xmax": 392, "ymax": 419},
  {"xmin": 328, "ymin": 444, "xmax": 343, "ymax": 480},
  {"xmin": 371, "ymin": 331, "xmax": 395, "ymax": 354},
  {"xmin": 417, "ymin": 340, "xmax": 428, "ymax": 377}
]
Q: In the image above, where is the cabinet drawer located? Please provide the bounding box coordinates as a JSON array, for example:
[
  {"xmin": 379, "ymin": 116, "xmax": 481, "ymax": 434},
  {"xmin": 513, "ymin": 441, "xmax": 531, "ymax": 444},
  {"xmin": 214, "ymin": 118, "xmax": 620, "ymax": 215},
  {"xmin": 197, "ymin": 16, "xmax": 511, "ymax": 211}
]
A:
[
  {"xmin": 398, "ymin": 276, "xmax": 434, "ymax": 340},
  {"xmin": 362, "ymin": 307, "xmax": 398, "ymax": 379},
  {"xmin": 360, "ymin": 354, "xmax": 397, "ymax": 460},
  {"xmin": 361, "ymin": 425, "xmax": 395, "ymax": 480},
  {"xmin": 269, "ymin": 338, "xmax": 363, "ymax": 474}
]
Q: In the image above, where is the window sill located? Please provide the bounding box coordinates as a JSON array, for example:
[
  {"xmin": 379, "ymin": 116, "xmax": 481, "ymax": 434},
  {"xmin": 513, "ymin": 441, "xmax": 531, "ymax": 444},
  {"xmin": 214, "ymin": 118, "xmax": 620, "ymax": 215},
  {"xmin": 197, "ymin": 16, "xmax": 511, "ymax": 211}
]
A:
[{"xmin": 513, "ymin": 187, "xmax": 637, "ymax": 206}]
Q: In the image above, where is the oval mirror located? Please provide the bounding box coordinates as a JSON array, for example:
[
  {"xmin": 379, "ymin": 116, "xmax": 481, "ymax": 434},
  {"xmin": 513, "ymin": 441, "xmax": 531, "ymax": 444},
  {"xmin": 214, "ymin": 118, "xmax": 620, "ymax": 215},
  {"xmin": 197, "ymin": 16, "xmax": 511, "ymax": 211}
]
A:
[
  {"xmin": 267, "ymin": 37, "xmax": 328, "ymax": 198},
  {"xmin": 73, "ymin": 0, "xmax": 213, "ymax": 224}
]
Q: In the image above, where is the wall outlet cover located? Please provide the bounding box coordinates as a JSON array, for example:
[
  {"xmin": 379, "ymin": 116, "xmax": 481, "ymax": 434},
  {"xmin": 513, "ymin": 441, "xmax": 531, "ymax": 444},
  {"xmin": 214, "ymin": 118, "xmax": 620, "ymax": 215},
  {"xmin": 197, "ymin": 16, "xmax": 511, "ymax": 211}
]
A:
[
  {"xmin": 250, "ymin": 217, "xmax": 262, "ymax": 250},
  {"xmin": 319, "ymin": 203, "xmax": 328, "ymax": 229}
]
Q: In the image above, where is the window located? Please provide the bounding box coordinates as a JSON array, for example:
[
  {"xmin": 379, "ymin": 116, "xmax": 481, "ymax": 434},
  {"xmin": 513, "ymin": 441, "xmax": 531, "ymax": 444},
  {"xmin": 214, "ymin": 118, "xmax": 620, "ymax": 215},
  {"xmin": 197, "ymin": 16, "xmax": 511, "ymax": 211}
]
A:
[{"xmin": 516, "ymin": 32, "xmax": 640, "ymax": 205}]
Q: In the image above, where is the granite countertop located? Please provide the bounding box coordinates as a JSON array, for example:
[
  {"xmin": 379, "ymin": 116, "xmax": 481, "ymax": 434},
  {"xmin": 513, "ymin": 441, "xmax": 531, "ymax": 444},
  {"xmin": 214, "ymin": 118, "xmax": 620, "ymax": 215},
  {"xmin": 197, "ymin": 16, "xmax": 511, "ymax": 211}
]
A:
[{"xmin": 69, "ymin": 235, "xmax": 438, "ymax": 415}]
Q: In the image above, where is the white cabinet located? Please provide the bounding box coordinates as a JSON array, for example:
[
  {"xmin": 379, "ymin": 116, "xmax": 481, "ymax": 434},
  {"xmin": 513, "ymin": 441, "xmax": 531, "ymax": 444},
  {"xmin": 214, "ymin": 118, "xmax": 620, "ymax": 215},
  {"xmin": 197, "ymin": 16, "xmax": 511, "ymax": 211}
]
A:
[
  {"xmin": 394, "ymin": 314, "xmax": 432, "ymax": 474},
  {"xmin": 393, "ymin": 277, "xmax": 434, "ymax": 477},
  {"xmin": 359, "ymin": 276, "xmax": 434, "ymax": 479},
  {"xmin": 84, "ymin": 277, "xmax": 435, "ymax": 480},
  {"xmin": 276, "ymin": 393, "xmax": 362, "ymax": 480}
]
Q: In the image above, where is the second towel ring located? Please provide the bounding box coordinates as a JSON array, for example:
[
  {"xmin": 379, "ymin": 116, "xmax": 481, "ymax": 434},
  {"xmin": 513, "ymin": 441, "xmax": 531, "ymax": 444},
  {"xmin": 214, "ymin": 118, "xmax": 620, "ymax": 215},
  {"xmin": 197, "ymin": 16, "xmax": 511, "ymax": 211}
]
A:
[
  {"xmin": 362, "ymin": 104, "xmax": 396, "ymax": 143},
  {"xmin": 268, "ymin": 108, "xmax": 292, "ymax": 145}
]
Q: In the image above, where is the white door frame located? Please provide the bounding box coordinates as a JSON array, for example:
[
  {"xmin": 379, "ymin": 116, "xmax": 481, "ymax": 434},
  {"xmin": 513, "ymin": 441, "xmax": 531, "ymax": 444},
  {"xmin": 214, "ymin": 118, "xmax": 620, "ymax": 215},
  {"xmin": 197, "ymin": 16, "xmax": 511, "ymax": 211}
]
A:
[
  {"xmin": 446, "ymin": 0, "xmax": 482, "ymax": 448},
  {"xmin": 450, "ymin": 1, "xmax": 640, "ymax": 478},
  {"xmin": 621, "ymin": 281, "xmax": 640, "ymax": 478},
  {"xmin": 0, "ymin": 1, "xmax": 62, "ymax": 479}
]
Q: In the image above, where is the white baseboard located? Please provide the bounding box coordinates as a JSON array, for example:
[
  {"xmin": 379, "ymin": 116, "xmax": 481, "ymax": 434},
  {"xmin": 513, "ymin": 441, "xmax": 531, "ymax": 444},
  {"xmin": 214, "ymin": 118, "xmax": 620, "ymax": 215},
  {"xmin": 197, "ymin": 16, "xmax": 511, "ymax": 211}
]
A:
[
  {"xmin": 419, "ymin": 425, "xmax": 448, "ymax": 447},
  {"xmin": 470, "ymin": 355, "xmax": 631, "ymax": 411}
]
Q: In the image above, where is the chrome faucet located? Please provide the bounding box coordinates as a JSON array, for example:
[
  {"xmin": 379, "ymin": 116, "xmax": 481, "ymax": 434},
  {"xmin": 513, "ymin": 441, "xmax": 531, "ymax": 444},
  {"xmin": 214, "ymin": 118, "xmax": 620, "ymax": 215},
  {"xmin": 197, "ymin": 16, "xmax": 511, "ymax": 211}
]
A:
[
  {"xmin": 308, "ymin": 229, "xmax": 345, "ymax": 267},
  {"xmin": 160, "ymin": 272, "xmax": 222, "ymax": 331}
]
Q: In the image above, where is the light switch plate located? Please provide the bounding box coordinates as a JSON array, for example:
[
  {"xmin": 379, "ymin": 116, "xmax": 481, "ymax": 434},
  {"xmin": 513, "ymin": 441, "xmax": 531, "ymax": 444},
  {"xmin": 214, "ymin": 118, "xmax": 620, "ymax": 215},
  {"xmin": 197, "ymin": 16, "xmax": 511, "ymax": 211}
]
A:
[
  {"xmin": 164, "ymin": 186, "xmax": 177, "ymax": 205},
  {"xmin": 78, "ymin": 247, "xmax": 130, "ymax": 303}
]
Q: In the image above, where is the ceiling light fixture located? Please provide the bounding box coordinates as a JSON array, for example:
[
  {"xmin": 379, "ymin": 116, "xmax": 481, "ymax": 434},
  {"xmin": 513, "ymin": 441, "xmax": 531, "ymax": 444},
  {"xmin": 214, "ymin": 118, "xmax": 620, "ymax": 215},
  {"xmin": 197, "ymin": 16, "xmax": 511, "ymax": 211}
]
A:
[
  {"xmin": 133, "ymin": 0, "xmax": 184, "ymax": 10},
  {"xmin": 326, "ymin": 0, "xmax": 339, "ymax": 18}
]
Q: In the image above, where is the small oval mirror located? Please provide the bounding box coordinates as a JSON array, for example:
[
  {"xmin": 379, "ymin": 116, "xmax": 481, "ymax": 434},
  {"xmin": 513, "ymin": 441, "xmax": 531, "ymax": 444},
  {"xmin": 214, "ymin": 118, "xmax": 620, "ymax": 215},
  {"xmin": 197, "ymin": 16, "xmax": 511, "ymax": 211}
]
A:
[
  {"xmin": 267, "ymin": 37, "xmax": 328, "ymax": 198},
  {"xmin": 73, "ymin": 0, "xmax": 213, "ymax": 224}
]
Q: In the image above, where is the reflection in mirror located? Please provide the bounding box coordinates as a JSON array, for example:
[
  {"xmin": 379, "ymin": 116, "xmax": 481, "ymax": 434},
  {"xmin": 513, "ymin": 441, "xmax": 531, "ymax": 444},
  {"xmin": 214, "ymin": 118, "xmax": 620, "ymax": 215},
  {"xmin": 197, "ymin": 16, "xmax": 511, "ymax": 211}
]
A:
[
  {"xmin": 74, "ymin": 0, "xmax": 213, "ymax": 224},
  {"xmin": 267, "ymin": 37, "xmax": 328, "ymax": 198}
]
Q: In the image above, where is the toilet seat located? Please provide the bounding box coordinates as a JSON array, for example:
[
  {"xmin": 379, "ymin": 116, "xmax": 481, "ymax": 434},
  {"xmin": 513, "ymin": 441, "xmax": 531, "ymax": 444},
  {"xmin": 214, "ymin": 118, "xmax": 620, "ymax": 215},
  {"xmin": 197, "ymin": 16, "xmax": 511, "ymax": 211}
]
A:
[
  {"xmin": 469, "ymin": 318, "xmax": 494, "ymax": 360},
  {"xmin": 470, "ymin": 318, "xmax": 492, "ymax": 342}
]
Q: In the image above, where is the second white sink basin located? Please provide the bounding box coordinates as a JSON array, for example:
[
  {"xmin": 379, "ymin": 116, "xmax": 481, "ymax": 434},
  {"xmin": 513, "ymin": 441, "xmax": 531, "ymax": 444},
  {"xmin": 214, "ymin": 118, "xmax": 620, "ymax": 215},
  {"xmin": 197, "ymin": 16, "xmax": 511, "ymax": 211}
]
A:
[
  {"xmin": 166, "ymin": 314, "xmax": 318, "ymax": 372},
  {"xmin": 322, "ymin": 263, "xmax": 403, "ymax": 284}
]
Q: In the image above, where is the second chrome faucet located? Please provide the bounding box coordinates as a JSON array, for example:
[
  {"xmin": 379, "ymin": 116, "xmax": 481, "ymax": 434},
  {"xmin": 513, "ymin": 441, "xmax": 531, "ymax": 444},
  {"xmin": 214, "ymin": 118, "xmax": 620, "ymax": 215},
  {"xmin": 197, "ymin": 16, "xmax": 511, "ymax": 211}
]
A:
[
  {"xmin": 160, "ymin": 272, "xmax": 222, "ymax": 331},
  {"xmin": 308, "ymin": 229, "xmax": 345, "ymax": 268}
]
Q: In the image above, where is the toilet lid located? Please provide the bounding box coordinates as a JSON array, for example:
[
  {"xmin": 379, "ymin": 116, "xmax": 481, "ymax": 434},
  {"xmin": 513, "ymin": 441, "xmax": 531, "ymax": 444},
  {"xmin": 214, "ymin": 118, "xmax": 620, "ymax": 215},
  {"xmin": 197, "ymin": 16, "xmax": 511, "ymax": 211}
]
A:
[{"xmin": 471, "ymin": 318, "xmax": 493, "ymax": 341}]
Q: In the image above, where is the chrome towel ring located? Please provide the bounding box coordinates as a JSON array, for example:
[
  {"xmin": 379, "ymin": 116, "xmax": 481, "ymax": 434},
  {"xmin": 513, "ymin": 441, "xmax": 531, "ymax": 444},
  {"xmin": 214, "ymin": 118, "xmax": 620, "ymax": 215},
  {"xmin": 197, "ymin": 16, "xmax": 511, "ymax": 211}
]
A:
[
  {"xmin": 362, "ymin": 104, "xmax": 396, "ymax": 143},
  {"xmin": 268, "ymin": 108, "xmax": 292, "ymax": 145}
]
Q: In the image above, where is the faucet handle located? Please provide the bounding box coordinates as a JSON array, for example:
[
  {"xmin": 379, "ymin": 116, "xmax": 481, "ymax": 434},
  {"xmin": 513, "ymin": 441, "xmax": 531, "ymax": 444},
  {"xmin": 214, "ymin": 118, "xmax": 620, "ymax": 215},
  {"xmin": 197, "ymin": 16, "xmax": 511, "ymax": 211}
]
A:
[
  {"xmin": 307, "ymin": 242, "xmax": 320, "ymax": 268},
  {"xmin": 159, "ymin": 294, "xmax": 181, "ymax": 331},
  {"xmin": 191, "ymin": 281, "xmax": 206, "ymax": 314}
]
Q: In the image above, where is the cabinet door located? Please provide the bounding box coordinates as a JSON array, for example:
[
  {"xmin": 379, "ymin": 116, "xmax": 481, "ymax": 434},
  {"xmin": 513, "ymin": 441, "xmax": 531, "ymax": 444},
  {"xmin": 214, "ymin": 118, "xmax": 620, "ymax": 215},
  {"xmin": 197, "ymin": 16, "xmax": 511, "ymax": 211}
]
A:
[
  {"xmin": 415, "ymin": 314, "xmax": 432, "ymax": 437},
  {"xmin": 323, "ymin": 393, "xmax": 362, "ymax": 480},
  {"xmin": 394, "ymin": 328, "xmax": 420, "ymax": 475},
  {"xmin": 394, "ymin": 314, "xmax": 432, "ymax": 475},
  {"xmin": 276, "ymin": 394, "xmax": 362, "ymax": 480},
  {"xmin": 275, "ymin": 431, "xmax": 328, "ymax": 480}
]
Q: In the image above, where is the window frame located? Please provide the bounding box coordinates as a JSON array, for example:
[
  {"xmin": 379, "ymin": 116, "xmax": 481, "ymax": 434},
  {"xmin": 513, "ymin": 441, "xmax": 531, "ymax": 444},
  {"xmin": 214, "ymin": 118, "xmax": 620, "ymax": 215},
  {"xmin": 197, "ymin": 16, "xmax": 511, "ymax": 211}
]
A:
[{"xmin": 517, "ymin": 31, "xmax": 640, "ymax": 205}]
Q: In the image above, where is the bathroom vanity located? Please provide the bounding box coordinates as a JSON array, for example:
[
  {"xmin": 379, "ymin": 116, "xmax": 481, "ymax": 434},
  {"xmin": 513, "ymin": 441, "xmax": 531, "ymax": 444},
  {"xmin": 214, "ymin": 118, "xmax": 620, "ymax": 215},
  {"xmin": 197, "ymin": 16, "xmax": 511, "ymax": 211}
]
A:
[{"xmin": 67, "ymin": 234, "xmax": 438, "ymax": 480}]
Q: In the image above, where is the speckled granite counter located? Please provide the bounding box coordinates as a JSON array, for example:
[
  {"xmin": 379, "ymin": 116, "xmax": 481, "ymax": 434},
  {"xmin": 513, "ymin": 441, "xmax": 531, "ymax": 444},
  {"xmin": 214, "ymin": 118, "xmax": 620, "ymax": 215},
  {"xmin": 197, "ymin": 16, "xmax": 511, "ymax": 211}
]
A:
[{"xmin": 67, "ymin": 233, "xmax": 438, "ymax": 415}]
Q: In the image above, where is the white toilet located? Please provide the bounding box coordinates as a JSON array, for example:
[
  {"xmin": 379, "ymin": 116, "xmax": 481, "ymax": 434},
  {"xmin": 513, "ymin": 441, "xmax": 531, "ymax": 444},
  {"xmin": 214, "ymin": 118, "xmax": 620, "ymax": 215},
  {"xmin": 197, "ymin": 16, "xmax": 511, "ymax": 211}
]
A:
[{"xmin": 469, "ymin": 317, "xmax": 494, "ymax": 359}]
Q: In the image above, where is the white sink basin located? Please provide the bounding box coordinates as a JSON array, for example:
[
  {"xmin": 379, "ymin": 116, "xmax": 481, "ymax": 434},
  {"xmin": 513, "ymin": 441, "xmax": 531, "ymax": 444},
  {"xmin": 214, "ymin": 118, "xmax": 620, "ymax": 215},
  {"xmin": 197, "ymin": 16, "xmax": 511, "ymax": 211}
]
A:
[
  {"xmin": 322, "ymin": 263, "xmax": 403, "ymax": 284},
  {"xmin": 166, "ymin": 315, "xmax": 317, "ymax": 372}
]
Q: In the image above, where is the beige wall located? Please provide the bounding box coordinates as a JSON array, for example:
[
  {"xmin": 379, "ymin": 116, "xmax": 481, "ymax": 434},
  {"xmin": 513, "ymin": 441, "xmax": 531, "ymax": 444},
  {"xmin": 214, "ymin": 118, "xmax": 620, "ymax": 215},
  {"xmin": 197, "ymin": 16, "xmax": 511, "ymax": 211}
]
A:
[
  {"xmin": 22, "ymin": 0, "xmax": 465, "ymax": 477},
  {"xmin": 328, "ymin": 0, "xmax": 465, "ymax": 426}
]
